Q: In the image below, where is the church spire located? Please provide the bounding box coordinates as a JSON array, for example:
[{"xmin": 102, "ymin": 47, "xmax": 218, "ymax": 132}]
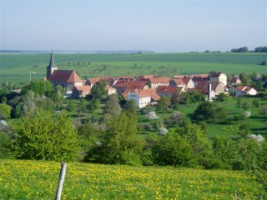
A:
[
  {"xmin": 47, "ymin": 51, "xmax": 58, "ymax": 80},
  {"xmin": 49, "ymin": 51, "xmax": 56, "ymax": 67}
]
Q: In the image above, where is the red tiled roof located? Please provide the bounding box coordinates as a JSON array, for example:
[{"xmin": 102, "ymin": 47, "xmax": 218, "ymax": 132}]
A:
[
  {"xmin": 236, "ymin": 86, "xmax": 254, "ymax": 92},
  {"xmin": 132, "ymin": 89, "xmax": 160, "ymax": 101},
  {"xmin": 75, "ymin": 85, "xmax": 91, "ymax": 92},
  {"xmin": 49, "ymin": 70, "xmax": 83, "ymax": 83},
  {"xmin": 172, "ymin": 77, "xmax": 191, "ymax": 85},
  {"xmin": 144, "ymin": 89, "xmax": 161, "ymax": 101},
  {"xmin": 157, "ymin": 86, "xmax": 183, "ymax": 94},
  {"xmin": 148, "ymin": 77, "xmax": 170, "ymax": 83},
  {"xmin": 114, "ymin": 80, "xmax": 147, "ymax": 89}
]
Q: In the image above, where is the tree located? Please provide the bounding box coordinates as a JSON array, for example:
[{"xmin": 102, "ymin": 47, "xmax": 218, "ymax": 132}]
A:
[
  {"xmin": 0, "ymin": 103, "xmax": 11, "ymax": 120},
  {"xmin": 90, "ymin": 80, "xmax": 107, "ymax": 100},
  {"xmin": 216, "ymin": 93, "xmax": 227, "ymax": 102},
  {"xmin": 22, "ymin": 80, "xmax": 54, "ymax": 97},
  {"xmin": 212, "ymin": 137, "xmax": 239, "ymax": 169},
  {"xmin": 152, "ymin": 131, "xmax": 193, "ymax": 167},
  {"xmin": 104, "ymin": 95, "xmax": 121, "ymax": 121},
  {"xmin": 87, "ymin": 112, "xmax": 143, "ymax": 165},
  {"xmin": 238, "ymin": 123, "xmax": 251, "ymax": 138},
  {"xmin": 12, "ymin": 110, "xmax": 80, "ymax": 161},
  {"xmin": 77, "ymin": 98, "xmax": 88, "ymax": 118},
  {"xmin": 231, "ymin": 47, "xmax": 248, "ymax": 52},
  {"xmin": 193, "ymin": 101, "xmax": 227, "ymax": 123},
  {"xmin": 157, "ymin": 96, "xmax": 170, "ymax": 112},
  {"xmin": 125, "ymin": 99, "xmax": 137, "ymax": 118}
]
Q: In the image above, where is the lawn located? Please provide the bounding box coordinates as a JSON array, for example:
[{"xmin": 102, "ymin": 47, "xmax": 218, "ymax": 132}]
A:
[{"xmin": 0, "ymin": 159, "xmax": 266, "ymax": 199}]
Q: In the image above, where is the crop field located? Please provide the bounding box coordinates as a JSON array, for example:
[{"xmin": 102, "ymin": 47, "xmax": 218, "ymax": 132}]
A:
[
  {"xmin": 0, "ymin": 52, "xmax": 266, "ymax": 84},
  {"xmin": 0, "ymin": 159, "xmax": 266, "ymax": 200}
]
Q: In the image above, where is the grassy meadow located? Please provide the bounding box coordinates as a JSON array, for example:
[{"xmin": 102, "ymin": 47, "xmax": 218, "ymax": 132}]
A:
[
  {"xmin": 0, "ymin": 159, "xmax": 266, "ymax": 200},
  {"xmin": 0, "ymin": 52, "xmax": 266, "ymax": 84}
]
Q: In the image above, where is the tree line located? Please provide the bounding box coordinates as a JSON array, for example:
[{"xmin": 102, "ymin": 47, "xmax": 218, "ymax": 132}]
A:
[{"xmin": 230, "ymin": 46, "xmax": 267, "ymax": 53}]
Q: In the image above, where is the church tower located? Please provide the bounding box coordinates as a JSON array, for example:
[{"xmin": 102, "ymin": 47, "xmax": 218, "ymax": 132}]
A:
[{"xmin": 46, "ymin": 51, "xmax": 58, "ymax": 79}]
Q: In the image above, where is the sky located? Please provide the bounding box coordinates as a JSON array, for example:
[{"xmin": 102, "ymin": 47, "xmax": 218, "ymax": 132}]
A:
[{"xmin": 0, "ymin": 0, "xmax": 266, "ymax": 52}]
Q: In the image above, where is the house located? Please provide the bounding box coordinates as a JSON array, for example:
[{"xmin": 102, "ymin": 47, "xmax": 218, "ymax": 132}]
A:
[
  {"xmin": 106, "ymin": 86, "xmax": 117, "ymax": 95},
  {"xmin": 127, "ymin": 89, "xmax": 160, "ymax": 108},
  {"xmin": 72, "ymin": 85, "xmax": 91, "ymax": 98},
  {"xmin": 170, "ymin": 77, "xmax": 194, "ymax": 89},
  {"xmin": 192, "ymin": 74, "xmax": 209, "ymax": 87},
  {"xmin": 209, "ymin": 72, "xmax": 227, "ymax": 86},
  {"xmin": 46, "ymin": 52, "xmax": 84, "ymax": 95},
  {"xmin": 236, "ymin": 86, "xmax": 257, "ymax": 97},
  {"xmin": 86, "ymin": 76, "xmax": 116, "ymax": 88},
  {"xmin": 114, "ymin": 80, "xmax": 149, "ymax": 94},
  {"xmin": 147, "ymin": 77, "xmax": 170, "ymax": 89},
  {"xmin": 193, "ymin": 81, "xmax": 225, "ymax": 100},
  {"xmin": 156, "ymin": 86, "xmax": 185, "ymax": 97},
  {"xmin": 230, "ymin": 76, "xmax": 242, "ymax": 85}
]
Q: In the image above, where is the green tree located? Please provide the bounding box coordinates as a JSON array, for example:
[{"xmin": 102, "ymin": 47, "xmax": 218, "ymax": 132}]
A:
[
  {"xmin": 216, "ymin": 93, "xmax": 227, "ymax": 102},
  {"xmin": 0, "ymin": 103, "xmax": 11, "ymax": 120},
  {"xmin": 212, "ymin": 137, "xmax": 239, "ymax": 169},
  {"xmin": 90, "ymin": 80, "xmax": 107, "ymax": 100},
  {"xmin": 88, "ymin": 112, "xmax": 143, "ymax": 165},
  {"xmin": 125, "ymin": 99, "xmax": 137, "ymax": 118},
  {"xmin": 238, "ymin": 123, "xmax": 251, "ymax": 137},
  {"xmin": 252, "ymin": 99, "xmax": 260, "ymax": 108},
  {"xmin": 77, "ymin": 98, "xmax": 88, "ymax": 118},
  {"xmin": 157, "ymin": 96, "xmax": 170, "ymax": 112},
  {"xmin": 152, "ymin": 131, "xmax": 193, "ymax": 167},
  {"xmin": 194, "ymin": 101, "xmax": 227, "ymax": 123},
  {"xmin": 104, "ymin": 95, "xmax": 121, "ymax": 121},
  {"xmin": 22, "ymin": 80, "xmax": 54, "ymax": 97},
  {"xmin": 0, "ymin": 131, "xmax": 15, "ymax": 159},
  {"xmin": 78, "ymin": 123, "xmax": 100, "ymax": 158},
  {"xmin": 12, "ymin": 110, "xmax": 80, "ymax": 161}
]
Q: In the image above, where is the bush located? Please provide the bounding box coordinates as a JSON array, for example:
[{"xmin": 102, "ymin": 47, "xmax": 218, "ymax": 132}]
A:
[{"xmin": 12, "ymin": 110, "xmax": 80, "ymax": 161}]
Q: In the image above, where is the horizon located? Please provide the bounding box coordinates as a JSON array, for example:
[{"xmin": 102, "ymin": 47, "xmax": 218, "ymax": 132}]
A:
[{"xmin": 1, "ymin": 0, "xmax": 266, "ymax": 52}]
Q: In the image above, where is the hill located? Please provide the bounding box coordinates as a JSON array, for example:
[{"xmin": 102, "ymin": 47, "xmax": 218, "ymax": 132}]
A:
[
  {"xmin": 0, "ymin": 159, "xmax": 266, "ymax": 199},
  {"xmin": 0, "ymin": 52, "xmax": 266, "ymax": 84}
]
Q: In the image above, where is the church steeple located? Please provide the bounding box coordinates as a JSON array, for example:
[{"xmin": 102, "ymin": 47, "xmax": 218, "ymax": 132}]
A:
[{"xmin": 46, "ymin": 51, "xmax": 58, "ymax": 79}]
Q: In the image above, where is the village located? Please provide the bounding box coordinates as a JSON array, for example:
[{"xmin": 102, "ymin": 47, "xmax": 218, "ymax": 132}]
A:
[{"xmin": 46, "ymin": 52, "xmax": 258, "ymax": 108}]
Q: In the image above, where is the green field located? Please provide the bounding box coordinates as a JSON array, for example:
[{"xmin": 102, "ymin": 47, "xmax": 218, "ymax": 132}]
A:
[
  {"xmin": 177, "ymin": 97, "xmax": 267, "ymax": 139},
  {"xmin": 0, "ymin": 159, "xmax": 266, "ymax": 199},
  {"xmin": 0, "ymin": 52, "xmax": 266, "ymax": 84}
]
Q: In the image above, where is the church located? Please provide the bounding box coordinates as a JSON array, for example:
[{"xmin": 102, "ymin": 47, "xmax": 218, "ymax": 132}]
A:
[{"xmin": 46, "ymin": 52, "xmax": 84, "ymax": 95}]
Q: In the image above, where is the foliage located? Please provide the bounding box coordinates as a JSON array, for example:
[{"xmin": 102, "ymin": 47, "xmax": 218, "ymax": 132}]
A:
[
  {"xmin": 0, "ymin": 103, "xmax": 11, "ymax": 120},
  {"xmin": 12, "ymin": 110, "xmax": 80, "ymax": 161},
  {"xmin": 156, "ymin": 96, "xmax": 170, "ymax": 111},
  {"xmin": 90, "ymin": 79, "xmax": 108, "ymax": 100},
  {"xmin": 103, "ymin": 95, "xmax": 121, "ymax": 121},
  {"xmin": 21, "ymin": 80, "xmax": 54, "ymax": 97},
  {"xmin": 238, "ymin": 123, "xmax": 252, "ymax": 137},
  {"xmin": 77, "ymin": 123, "xmax": 100, "ymax": 157},
  {"xmin": 0, "ymin": 131, "xmax": 15, "ymax": 159},
  {"xmin": 216, "ymin": 93, "xmax": 227, "ymax": 102},
  {"xmin": 193, "ymin": 101, "xmax": 227, "ymax": 123},
  {"xmin": 152, "ymin": 132, "xmax": 193, "ymax": 166},
  {"xmin": 231, "ymin": 47, "xmax": 248, "ymax": 53},
  {"xmin": 178, "ymin": 91, "xmax": 205, "ymax": 104},
  {"xmin": 87, "ymin": 112, "xmax": 143, "ymax": 166}
]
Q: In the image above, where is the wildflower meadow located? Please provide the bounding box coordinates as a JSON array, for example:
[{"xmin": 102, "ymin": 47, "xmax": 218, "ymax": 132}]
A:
[{"xmin": 0, "ymin": 159, "xmax": 266, "ymax": 199}]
